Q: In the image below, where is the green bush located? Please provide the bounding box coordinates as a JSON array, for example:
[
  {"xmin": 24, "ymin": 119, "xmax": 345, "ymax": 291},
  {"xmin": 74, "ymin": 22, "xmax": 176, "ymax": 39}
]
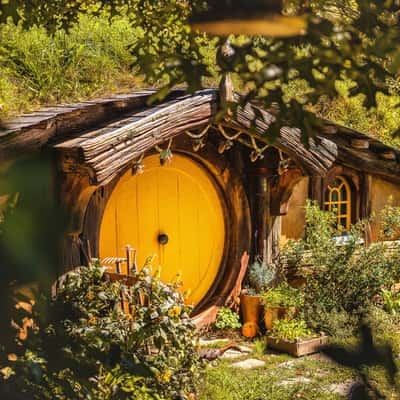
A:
[
  {"xmin": 215, "ymin": 308, "xmax": 241, "ymax": 330},
  {"xmin": 260, "ymin": 282, "xmax": 303, "ymax": 308},
  {"xmin": 379, "ymin": 197, "xmax": 400, "ymax": 240},
  {"xmin": 270, "ymin": 318, "xmax": 312, "ymax": 342},
  {"xmin": 381, "ymin": 289, "xmax": 400, "ymax": 316},
  {"xmin": 0, "ymin": 260, "xmax": 200, "ymax": 399},
  {"xmin": 287, "ymin": 201, "xmax": 400, "ymax": 336}
]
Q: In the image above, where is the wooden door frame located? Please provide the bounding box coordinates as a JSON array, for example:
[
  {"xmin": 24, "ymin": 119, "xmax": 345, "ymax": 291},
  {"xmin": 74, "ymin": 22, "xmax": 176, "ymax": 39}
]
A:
[{"xmin": 81, "ymin": 134, "xmax": 252, "ymax": 315}]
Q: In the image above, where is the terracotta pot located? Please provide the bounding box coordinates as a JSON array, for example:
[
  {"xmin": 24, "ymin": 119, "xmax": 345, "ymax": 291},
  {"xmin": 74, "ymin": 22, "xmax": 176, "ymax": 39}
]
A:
[
  {"xmin": 263, "ymin": 306, "xmax": 296, "ymax": 331},
  {"xmin": 240, "ymin": 293, "xmax": 261, "ymax": 325}
]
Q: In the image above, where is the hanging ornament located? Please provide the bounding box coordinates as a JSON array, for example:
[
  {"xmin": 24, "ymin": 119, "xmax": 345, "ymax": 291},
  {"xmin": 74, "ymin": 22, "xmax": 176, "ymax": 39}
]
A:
[
  {"xmin": 250, "ymin": 150, "xmax": 264, "ymax": 162},
  {"xmin": 277, "ymin": 149, "xmax": 290, "ymax": 175},
  {"xmin": 218, "ymin": 139, "xmax": 234, "ymax": 154},
  {"xmin": 156, "ymin": 139, "xmax": 173, "ymax": 166},
  {"xmin": 185, "ymin": 125, "xmax": 210, "ymax": 152},
  {"xmin": 131, "ymin": 154, "xmax": 145, "ymax": 175},
  {"xmin": 192, "ymin": 137, "xmax": 207, "ymax": 152},
  {"xmin": 160, "ymin": 148, "xmax": 173, "ymax": 165},
  {"xmin": 249, "ymin": 136, "xmax": 268, "ymax": 162}
]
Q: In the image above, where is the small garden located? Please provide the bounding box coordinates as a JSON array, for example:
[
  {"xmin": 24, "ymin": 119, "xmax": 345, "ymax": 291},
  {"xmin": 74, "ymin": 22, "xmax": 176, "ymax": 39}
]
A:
[
  {"xmin": 199, "ymin": 201, "xmax": 400, "ymax": 399},
  {"xmin": 2, "ymin": 201, "xmax": 400, "ymax": 399}
]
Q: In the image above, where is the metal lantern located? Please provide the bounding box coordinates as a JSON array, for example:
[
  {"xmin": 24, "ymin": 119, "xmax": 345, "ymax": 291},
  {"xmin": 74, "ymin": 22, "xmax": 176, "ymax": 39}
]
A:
[{"xmin": 190, "ymin": 0, "xmax": 306, "ymax": 37}]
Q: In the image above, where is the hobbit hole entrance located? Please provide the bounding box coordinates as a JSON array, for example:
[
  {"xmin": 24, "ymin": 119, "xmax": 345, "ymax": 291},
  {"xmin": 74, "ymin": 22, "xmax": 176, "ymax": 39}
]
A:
[{"xmin": 99, "ymin": 154, "xmax": 226, "ymax": 306}]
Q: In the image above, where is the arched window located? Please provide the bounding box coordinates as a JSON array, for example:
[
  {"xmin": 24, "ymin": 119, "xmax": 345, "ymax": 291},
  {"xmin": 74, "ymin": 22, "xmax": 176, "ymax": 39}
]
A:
[{"xmin": 324, "ymin": 176, "xmax": 352, "ymax": 231}]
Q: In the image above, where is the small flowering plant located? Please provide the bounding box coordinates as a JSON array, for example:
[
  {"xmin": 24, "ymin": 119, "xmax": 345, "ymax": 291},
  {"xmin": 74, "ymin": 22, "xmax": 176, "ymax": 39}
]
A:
[{"xmin": 1, "ymin": 259, "xmax": 200, "ymax": 399}]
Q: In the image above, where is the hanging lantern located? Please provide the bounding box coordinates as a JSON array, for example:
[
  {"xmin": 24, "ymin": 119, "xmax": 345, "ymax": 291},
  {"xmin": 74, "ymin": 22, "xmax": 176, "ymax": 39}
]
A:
[{"xmin": 190, "ymin": 0, "xmax": 306, "ymax": 37}]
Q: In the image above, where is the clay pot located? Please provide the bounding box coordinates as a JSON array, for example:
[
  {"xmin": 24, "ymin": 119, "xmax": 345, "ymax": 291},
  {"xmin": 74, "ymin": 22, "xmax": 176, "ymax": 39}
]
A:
[
  {"xmin": 240, "ymin": 293, "xmax": 262, "ymax": 325},
  {"xmin": 264, "ymin": 306, "xmax": 297, "ymax": 331}
]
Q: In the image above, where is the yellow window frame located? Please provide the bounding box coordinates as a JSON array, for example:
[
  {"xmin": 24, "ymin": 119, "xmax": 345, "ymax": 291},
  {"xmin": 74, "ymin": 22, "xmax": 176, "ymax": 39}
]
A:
[{"xmin": 324, "ymin": 176, "xmax": 351, "ymax": 231}]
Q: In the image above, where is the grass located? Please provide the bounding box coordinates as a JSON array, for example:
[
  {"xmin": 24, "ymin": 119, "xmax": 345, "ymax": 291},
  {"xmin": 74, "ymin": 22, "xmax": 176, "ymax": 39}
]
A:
[
  {"xmin": 199, "ymin": 352, "xmax": 355, "ymax": 400},
  {"xmin": 1, "ymin": 11, "xmax": 400, "ymax": 151},
  {"xmin": 198, "ymin": 318, "xmax": 400, "ymax": 400},
  {"xmin": 0, "ymin": 13, "xmax": 144, "ymax": 120}
]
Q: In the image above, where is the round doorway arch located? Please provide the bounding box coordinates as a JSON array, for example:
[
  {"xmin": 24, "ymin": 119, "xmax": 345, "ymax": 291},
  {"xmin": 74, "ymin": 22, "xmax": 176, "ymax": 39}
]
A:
[{"xmin": 99, "ymin": 154, "xmax": 227, "ymax": 306}]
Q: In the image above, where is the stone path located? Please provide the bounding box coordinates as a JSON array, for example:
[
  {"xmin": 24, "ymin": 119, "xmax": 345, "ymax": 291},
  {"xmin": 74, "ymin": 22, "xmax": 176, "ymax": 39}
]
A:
[
  {"xmin": 231, "ymin": 358, "xmax": 266, "ymax": 369},
  {"xmin": 200, "ymin": 335, "xmax": 356, "ymax": 398},
  {"xmin": 221, "ymin": 345, "xmax": 252, "ymax": 359}
]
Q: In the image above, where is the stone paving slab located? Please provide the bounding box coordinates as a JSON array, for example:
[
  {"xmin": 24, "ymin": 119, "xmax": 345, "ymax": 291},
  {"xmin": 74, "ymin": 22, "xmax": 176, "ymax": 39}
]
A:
[
  {"xmin": 279, "ymin": 377, "xmax": 312, "ymax": 386},
  {"xmin": 328, "ymin": 380, "xmax": 359, "ymax": 396},
  {"xmin": 278, "ymin": 360, "xmax": 297, "ymax": 368},
  {"xmin": 221, "ymin": 350, "xmax": 244, "ymax": 359},
  {"xmin": 231, "ymin": 358, "xmax": 266, "ymax": 369}
]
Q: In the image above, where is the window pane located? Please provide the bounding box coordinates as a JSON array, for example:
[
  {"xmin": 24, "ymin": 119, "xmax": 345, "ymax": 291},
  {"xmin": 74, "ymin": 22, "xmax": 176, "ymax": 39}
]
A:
[
  {"xmin": 341, "ymin": 203, "xmax": 347, "ymax": 215},
  {"xmin": 331, "ymin": 190, "xmax": 338, "ymax": 202},
  {"xmin": 341, "ymin": 186, "xmax": 347, "ymax": 201}
]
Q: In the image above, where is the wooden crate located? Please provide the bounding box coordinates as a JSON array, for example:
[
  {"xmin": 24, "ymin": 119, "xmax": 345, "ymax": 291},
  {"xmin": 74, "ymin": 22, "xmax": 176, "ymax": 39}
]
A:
[{"xmin": 266, "ymin": 335, "xmax": 328, "ymax": 357}]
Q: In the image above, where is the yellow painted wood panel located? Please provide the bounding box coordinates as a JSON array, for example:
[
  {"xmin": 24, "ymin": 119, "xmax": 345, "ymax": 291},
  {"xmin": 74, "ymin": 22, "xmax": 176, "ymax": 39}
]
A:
[{"xmin": 99, "ymin": 154, "xmax": 226, "ymax": 305}]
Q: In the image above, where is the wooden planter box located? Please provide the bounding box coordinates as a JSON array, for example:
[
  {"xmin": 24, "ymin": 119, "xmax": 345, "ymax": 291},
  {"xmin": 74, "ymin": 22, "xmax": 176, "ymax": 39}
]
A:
[{"xmin": 267, "ymin": 335, "xmax": 328, "ymax": 357}]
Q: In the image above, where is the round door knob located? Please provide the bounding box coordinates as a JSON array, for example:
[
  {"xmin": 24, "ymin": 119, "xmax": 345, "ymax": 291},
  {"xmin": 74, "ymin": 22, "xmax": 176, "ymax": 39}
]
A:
[{"xmin": 158, "ymin": 233, "xmax": 169, "ymax": 245}]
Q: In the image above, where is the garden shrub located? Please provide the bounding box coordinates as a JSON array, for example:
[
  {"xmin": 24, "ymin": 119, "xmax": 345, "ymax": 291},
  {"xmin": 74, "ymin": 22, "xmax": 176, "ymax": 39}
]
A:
[
  {"xmin": 215, "ymin": 307, "xmax": 241, "ymax": 330},
  {"xmin": 247, "ymin": 258, "xmax": 277, "ymax": 294},
  {"xmin": 270, "ymin": 318, "xmax": 312, "ymax": 342},
  {"xmin": 0, "ymin": 260, "xmax": 200, "ymax": 400},
  {"xmin": 260, "ymin": 282, "xmax": 303, "ymax": 308},
  {"xmin": 283, "ymin": 201, "xmax": 400, "ymax": 336},
  {"xmin": 378, "ymin": 197, "xmax": 400, "ymax": 240}
]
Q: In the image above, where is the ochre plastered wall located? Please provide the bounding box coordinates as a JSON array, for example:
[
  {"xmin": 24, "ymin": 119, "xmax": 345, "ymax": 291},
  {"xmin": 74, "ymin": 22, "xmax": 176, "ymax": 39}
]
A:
[
  {"xmin": 281, "ymin": 177, "xmax": 309, "ymax": 243},
  {"xmin": 370, "ymin": 176, "xmax": 400, "ymax": 241}
]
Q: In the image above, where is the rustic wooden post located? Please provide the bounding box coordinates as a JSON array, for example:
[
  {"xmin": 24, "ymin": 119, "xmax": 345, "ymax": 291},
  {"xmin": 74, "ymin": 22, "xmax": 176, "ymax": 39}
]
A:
[
  {"xmin": 309, "ymin": 175, "xmax": 323, "ymax": 207},
  {"xmin": 360, "ymin": 172, "xmax": 372, "ymax": 244},
  {"xmin": 256, "ymin": 175, "xmax": 269, "ymax": 260},
  {"xmin": 268, "ymin": 216, "xmax": 281, "ymax": 263}
]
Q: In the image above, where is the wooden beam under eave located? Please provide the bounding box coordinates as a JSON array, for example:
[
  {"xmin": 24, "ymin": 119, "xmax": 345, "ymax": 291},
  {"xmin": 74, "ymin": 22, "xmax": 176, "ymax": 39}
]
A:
[
  {"xmin": 54, "ymin": 90, "xmax": 218, "ymax": 185},
  {"xmin": 233, "ymin": 102, "xmax": 338, "ymax": 176},
  {"xmin": 0, "ymin": 91, "xmax": 159, "ymax": 162},
  {"xmin": 337, "ymin": 145, "xmax": 400, "ymax": 185}
]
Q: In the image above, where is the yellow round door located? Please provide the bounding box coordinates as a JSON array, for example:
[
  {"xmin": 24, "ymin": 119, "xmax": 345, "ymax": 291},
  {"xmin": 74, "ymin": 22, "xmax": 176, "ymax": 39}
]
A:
[{"xmin": 99, "ymin": 154, "xmax": 226, "ymax": 305}]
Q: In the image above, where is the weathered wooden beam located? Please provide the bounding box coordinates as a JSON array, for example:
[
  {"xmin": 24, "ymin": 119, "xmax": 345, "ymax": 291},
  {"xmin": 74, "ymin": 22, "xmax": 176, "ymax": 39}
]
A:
[
  {"xmin": 5, "ymin": 87, "xmax": 400, "ymax": 186},
  {"xmin": 337, "ymin": 144, "xmax": 400, "ymax": 185},
  {"xmin": 0, "ymin": 90, "xmax": 179, "ymax": 161},
  {"xmin": 233, "ymin": 102, "xmax": 338, "ymax": 176},
  {"xmin": 55, "ymin": 90, "xmax": 218, "ymax": 184}
]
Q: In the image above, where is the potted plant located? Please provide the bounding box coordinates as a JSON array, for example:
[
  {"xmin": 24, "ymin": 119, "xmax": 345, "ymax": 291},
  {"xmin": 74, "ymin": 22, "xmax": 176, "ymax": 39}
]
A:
[
  {"xmin": 266, "ymin": 318, "xmax": 328, "ymax": 357},
  {"xmin": 213, "ymin": 307, "xmax": 242, "ymax": 337},
  {"xmin": 241, "ymin": 259, "xmax": 276, "ymax": 327},
  {"xmin": 261, "ymin": 282, "xmax": 303, "ymax": 330}
]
